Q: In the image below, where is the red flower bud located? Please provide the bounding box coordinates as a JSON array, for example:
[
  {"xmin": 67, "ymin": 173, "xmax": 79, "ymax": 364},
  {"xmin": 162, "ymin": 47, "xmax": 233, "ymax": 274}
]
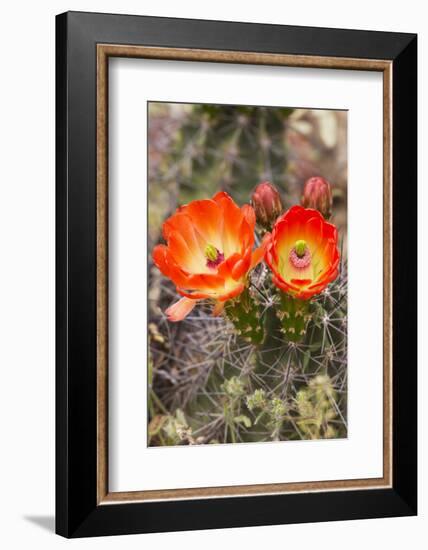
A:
[
  {"xmin": 251, "ymin": 181, "xmax": 283, "ymax": 229},
  {"xmin": 301, "ymin": 177, "xmax": 333, "ymax": 219}
]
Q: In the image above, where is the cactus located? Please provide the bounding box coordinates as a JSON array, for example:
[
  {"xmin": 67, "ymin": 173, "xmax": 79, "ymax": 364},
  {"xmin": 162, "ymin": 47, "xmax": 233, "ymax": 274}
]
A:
[
  {"xmin": 172, "ymin": 104, "xmax": 293, "ymax": 203},
  {"xmin": 225, "ymin": 287, "xmax": 265, "ymax": 345},
  {"xmin": 148, "ymin": 259, "xmax": 347, "ymax": 444},
  {"xmin": 276, "ymin": 293, "xmax": 313, "ymax": 342},
  {"xmin": 148, "ymin": 103, "xmax": 347, "ymax": 445}
]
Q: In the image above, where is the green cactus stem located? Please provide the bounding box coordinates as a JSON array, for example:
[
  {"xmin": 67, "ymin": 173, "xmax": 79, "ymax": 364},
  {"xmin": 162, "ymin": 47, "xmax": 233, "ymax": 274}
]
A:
[
  {"xmin": 276, "ymin": 292, "xmax": 313, "ymax": 342},
  {"xmin": 159, "ymin": 104, "xmax": 294, "ymax": 206},
  {"xmin": 224, "ymin": 287, "xmax": 265, "ymax": 345}
]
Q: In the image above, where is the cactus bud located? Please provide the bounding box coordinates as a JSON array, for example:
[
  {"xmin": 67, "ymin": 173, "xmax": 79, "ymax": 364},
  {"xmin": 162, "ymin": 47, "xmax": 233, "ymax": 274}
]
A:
[
  {"xmin": 251, "ymin": 181, "xmax": 283, "ymax": 230},
  {"xmin": 301, "ymin": 176, "xmax": 333, "ymax": 219}
]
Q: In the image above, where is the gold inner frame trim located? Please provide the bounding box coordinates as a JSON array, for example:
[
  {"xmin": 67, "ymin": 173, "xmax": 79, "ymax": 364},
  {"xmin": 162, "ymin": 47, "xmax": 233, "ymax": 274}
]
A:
[{"xmin": 96, "ymin": 44, "xmax": 393, "ymax": 505}]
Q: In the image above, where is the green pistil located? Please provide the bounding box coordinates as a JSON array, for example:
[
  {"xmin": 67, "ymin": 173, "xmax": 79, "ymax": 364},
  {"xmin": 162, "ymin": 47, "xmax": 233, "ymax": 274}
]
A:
[
  {"xmin": 205, "ymin": 243, "xmax": 218, "ymax": 261},
  {"xmin": 295, "ymin": 240, "xmax": 307, "ymax": 258}
]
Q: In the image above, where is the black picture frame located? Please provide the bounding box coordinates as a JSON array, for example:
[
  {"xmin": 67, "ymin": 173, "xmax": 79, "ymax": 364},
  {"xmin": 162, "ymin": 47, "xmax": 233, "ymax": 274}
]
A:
[{"xmin": 56, "ymin": 11, "xmax": 417, "ymax": 538}]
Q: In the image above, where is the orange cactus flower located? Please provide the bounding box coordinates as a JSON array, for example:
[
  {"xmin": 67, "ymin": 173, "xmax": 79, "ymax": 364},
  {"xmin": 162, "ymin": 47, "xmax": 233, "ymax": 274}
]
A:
[
  {"xmin": 265, "ymin": 205, "xmax": 340, "ymax": 300},
  {"xmin": 152, "ymin": 191, "xmax": 266, "ymax": 321}
]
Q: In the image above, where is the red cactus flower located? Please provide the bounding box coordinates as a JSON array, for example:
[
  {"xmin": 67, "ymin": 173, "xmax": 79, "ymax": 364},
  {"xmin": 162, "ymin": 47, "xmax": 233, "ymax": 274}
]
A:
[
  {"xmin": 265, "ymin": 205, "xmax": 340, "ymax": 300},
  {"xmin": 152, "ymin": 191, "xmax": 266, "ymax": 321}
]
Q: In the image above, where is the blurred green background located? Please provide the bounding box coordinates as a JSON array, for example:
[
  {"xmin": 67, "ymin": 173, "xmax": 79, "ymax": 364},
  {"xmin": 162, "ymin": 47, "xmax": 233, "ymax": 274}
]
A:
[{"xmin": 148, "ymin": 102, "xmax": 347, "ymax": 252}]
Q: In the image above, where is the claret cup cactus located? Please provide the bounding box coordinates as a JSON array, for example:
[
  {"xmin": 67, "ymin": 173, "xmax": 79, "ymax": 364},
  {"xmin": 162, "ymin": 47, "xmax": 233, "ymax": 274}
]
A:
[{"xmin": 150, "ymin": 178, "xmax": 347, "ymax": 446}]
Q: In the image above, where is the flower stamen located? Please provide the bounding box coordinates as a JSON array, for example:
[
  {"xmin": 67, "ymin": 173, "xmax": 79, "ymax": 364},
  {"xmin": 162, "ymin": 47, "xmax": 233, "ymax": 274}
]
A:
[
  {"xmin": 295, "ymin": 240, "xmax": 307, "ymax": 258},
  {"xmin": 289, "ymin": 240, "xmax": 311, "ymax": 269},
  {"xmin": 205, "ymin": 244, "xmax": 224, "ymax": 269}
]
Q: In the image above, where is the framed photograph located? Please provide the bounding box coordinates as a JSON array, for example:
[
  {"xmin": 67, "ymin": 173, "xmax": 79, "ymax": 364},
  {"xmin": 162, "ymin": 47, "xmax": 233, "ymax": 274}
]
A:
[{"xmin": 56, "ymin": 11, "xmax": 417, "ymax": 538}]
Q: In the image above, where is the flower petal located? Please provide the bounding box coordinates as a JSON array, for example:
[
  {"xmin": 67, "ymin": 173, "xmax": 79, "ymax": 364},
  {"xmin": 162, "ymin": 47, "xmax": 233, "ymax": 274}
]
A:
[
  {"xmin": 212, "ymin": 301, "xmax": 225, "ymax": 317},
  {"xmin": 186, "ymin": 272, "xmax": 225, "ymax": 291},
  {"xmin": 168, "ymin": 231, "xmax": 206, "ymax": 272},
  {"xmin": 217, "ymin": 282, "xmax": 246, "ymax": 302},
  {"xmin": 217, "ymin": 253, "xmax": 241, "ymax": 279},
  {"xmin": 213, "ymin": 191, "xmax": 247, "ymax": 255},
  {"xmin": 152, "ymin": 244, "xmax": 170, "ymax": 276},
  {"xmin": 231, "ymin": 247, "xmax": 251, "ymax": 280},
  {"xmin": 165, "ymin": 297, "xmax": 197, "ymax": 322},
  {"xmin": 180, "ymin": 199, "xmax": 223, "ymax": 249},
  {"xmin": 241, "ymin": 204, "xmax": 256, "ymax": 230},
  {"xmin": 163, "ymin": 213, "xmax": 205, "ymax": 256},
  {"xmin": 251, "ymin": 234, "xmax": 270, "ymax": 269},
  {"xmin": 290, "ymin": 278, "xmax": 313, "ymax": 286},
  {"xmin": 177, "ymin": 288, "xmax": 213, "ymax": 299}
]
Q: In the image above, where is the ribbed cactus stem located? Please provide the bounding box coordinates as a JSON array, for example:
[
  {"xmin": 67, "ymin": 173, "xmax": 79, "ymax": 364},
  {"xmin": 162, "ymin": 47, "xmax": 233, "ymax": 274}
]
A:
[
  {"xmin": 276, "ymin": 292, "xmax": 313, "ymax": 342},
  {"xmin": 224, "ymin": 287, "xmax": 265, "ymax": 345}
]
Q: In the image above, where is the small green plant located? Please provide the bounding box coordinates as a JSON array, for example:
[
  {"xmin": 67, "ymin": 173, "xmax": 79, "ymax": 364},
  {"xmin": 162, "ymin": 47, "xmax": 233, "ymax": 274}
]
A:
[{"xmin": 295, "ymin": 375, "xmax": 339, "ymax": 439}]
